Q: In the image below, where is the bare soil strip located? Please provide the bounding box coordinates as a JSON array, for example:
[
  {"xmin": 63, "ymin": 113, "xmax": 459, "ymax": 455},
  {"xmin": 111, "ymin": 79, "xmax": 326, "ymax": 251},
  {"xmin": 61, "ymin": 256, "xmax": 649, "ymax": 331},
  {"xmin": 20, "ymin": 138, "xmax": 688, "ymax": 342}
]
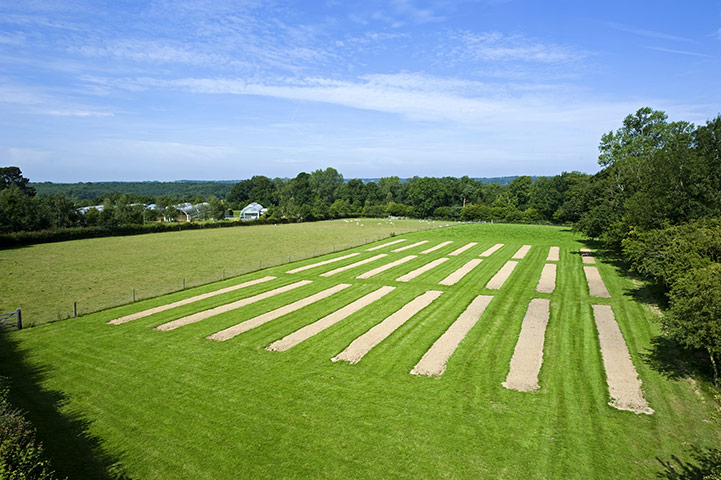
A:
[
  {"xmin": 535, "ymin": 264, "xmax": 557, "ymax": 294},
  {"xmin": 584, "ymin": 266, "xmax": 611, "ymax": 298},
  {"xmin": 208, "ymin": 283, "xmax": 352, "ymax": 341},
  {"xmin": 331, "ymin": 290, "xmax": 443, "ymax": 364},
  {"xmin": 396, "ymin": 258, "xmax": 449, "ymax": 282},
  {"xmin": 155, "ymin": 280, "xmax": 312, "ymax": 331},
  {"xmin": 592, "ymin": 305, "xmax": 654, "ymax": 414},
  {"xmin": 366, "ymin": 239, "xmax": 406, "ymax": 251},
  {"xmin": 411, "ymin": 295, "xmax": 493, "ymax": 376},
  {"xmin": 448, "ymin": 242, "xmax": 478, "ymax": 256},
  {"xmin": 512, "ymin": 245, "xmax": 532, "ymax": 259},
  {"xmin": 286, "ymin": 253, "xmax": 360, "ymax": 274},
  {"xmin": 421, "ymin": 241, "xmax": 453, "ymax": 254},
  {"xmin": 547, "ymin": 246, "xmax": 560, "ymax": 262},
  {"xmin": 479, "ymin": 243, "xmax": 504, "ymax": 257},
  {"xmin": 109, "ymin": 276, "xmax": 277, "ymax": 325},
  {"xmin": 438, "ymin": 259, "xmax": 483, "ymax": 286},
  {"xmin": 320, "ymin": 254, "xmax": 387, "ymax": 277},
  {"xmin": 356, "ymin": 255, "xmax": 418, "ymax": 279},
  {"xmin": 266, "ymin": 286, "xmax": 396, "ymax": 351},
  {"xmin": 502, "ymin": 298, "xmax": 550, "ymax": 392},
  {"xmin": 486, "ymin": 261, "xmax": 519, "ymax": 290},
  {"xmin": 580, "ymin": 248, "xmax": 596, "ymax": 264},
  {"xmin": 392, "ymin": 240, "xmax": 429, "ymax": 252}
]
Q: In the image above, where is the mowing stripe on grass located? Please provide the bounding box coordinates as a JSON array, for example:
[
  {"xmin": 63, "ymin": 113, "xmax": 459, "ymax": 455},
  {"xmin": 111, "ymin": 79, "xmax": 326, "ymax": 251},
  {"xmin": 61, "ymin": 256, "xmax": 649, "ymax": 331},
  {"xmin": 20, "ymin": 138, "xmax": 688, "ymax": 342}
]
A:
[
  {"xmin": 155, "ymin": 280, "xmax": 312, "ymax": 331},
  {"xmin": 486, "ymin": 261, "xmax": 519, "ymax": 290},
  {"xmin": 396, "ymin": 258, "xmax": 449, "ymax": 282},
  {"xmin": 331, "ymin": 290, "xmax": 443, "ymax": 364},
  {"xmin": 420, "ymin": 241, "xmax": 453, "ymax": 254},
  {"xmin": 320, "ymin": 254, "xmax": 387, "ymax": 277},
  {"xmin": 356, "ymin": 255, "xmax": 417, "ymax": 279},
  {"xmin": 580, "ymin": 248, "xmax": 596, "ymax": 264},
  {"xmin": 392, "ymin": 240, "xmax": 429, "ymax": 252},
  {"xmin": 266, "ymin": 286, "xmax": 396, "ymax": 352},
  {"xmin": 366, "ymin": 239, "xmax": 406, "ymax": 251},
  {"xmin": 448, "ymin": 242, "xmax": 478, "ymax": 256},
  {"xmin": 512, "ymin": 245, "xmax": 532, "ymax": 259},
  {"xmin": 438, "ymin": 259, "xmax": 483, "ymax": 286},
  {"xmin": 536, "ymin": 264, "xmax": 557, "ymax": 293},
  {"xmin": 109, "ymin": 276, "xmax": 277, "ymax": 325},
  {"xmin": 584, "ymin": 266, "xmax": 610, "ymax": 298},
  {"xmin": 208, "ymin": 284, "xmax": 352, "ymax": 341},
  {"xmin": 592, "ymin": 305, "xmax": 654, "ymax": 415},
  {"xmin": 411, "ymin": 295, "xmax": 493, "ymax": 376},
  {"xmin": 286, "ymin": 253, "xmax": 360, "ymax": 274},
  {"xmin": 547, "ymin": 246, "xmax": 560, "ymax": 262},
  {"xmin": 502, "ymin": 298, "xmax": 550, "ymax": 392},
  {"xmin": 479, "ymin": 243, "xmax": 504, "ymax": 257}
]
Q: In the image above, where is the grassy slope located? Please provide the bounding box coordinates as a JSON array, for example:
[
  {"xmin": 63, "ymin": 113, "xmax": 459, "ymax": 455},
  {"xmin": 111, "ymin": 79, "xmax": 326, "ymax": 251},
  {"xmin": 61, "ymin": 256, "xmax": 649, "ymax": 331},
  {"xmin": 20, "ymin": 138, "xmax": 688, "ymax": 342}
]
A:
[
  {"xmin": 0, "ymin": 218, "xmax": 443, "ymax": 325},
  {"xmin": 0, "ymin": 223, "xmax": 718, "ymax": 479}
]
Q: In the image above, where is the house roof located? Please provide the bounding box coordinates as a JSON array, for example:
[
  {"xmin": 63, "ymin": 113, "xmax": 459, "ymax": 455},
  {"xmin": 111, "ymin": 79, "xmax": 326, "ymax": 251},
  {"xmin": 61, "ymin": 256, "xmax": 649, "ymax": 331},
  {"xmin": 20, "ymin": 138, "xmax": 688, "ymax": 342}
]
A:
[{"xmin": 241, "ymin": 202, "xmax": 265, "ymax": 213}]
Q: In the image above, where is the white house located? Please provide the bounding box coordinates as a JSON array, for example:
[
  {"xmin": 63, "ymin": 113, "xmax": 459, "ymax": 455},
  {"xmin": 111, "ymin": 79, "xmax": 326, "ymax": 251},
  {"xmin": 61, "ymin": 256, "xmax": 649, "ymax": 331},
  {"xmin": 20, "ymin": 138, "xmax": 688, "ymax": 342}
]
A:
[{"xmin": 240, "ymin": 202, "xmax": 267, "ymax": 220}]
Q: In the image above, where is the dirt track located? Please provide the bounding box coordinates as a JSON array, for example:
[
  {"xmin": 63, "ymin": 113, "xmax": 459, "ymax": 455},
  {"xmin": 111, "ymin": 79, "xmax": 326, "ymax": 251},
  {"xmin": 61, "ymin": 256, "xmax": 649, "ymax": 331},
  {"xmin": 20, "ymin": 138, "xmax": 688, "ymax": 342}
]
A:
[
  {"xmin": 479, "ymin": 243, "xmax": 503, "ymax": 257},
  {"xmin": 512, "ymin": 245, "xmax": 531, "ymax": 259},
  {"xmin": 536, "ymin": 264, "xmax": 557, "ymax": 293},
  {"xmin": 366, "ymin": 239, "xmax": 406, "ymax": 251},
  {"xmin": 396, "ymin": 258, "xmax": 449, "ymax": 282},
  {"xmin": 584, "ymin": 266, "xmax": 611, "ymax": 298},
  {"xmin": 392, "ymin": 240, "xmax": 429, "ymax": 252},
  {"xmin": 421, "ymin": 241, "xmax": 453, "ymax": 254},
  {"xmin": 439, "ymin": 259, "xmax": 483, "ymax": 286},
  {"xmin": 580, "ymin": 248, "xmax": 596, "ymax": 264},
  {"xmin": 449, "ymin": 242, "xmax": 478, "ymax": 256},
  {"xmin": 502, "ymin": 298, "xmax": 550, "ymax": 392},
  {"xmin": 321, "ymin": 254, "xmax": 387, "ymax": 277},
  {"xmin": 356, "ymin": 255, "xmax": 417, "ymax": 279},
  {"xmin": 286, "ymin": 253, "xmax": 360, "ymax": 274},
  {"xmin": 486, "ymin": 261, "xmax": 518, "ymax": 290},
  {"xmin": 547, "ymin": 246, "xmax": 560, "ymax": 262}
]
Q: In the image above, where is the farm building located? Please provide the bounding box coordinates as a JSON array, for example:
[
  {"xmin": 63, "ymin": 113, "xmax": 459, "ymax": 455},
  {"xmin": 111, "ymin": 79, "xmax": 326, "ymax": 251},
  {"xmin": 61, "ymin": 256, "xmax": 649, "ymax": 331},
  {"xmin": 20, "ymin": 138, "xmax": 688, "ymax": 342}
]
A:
[
  {"xmin": 240, "ymin": 202, "xmax": 267, "ymax": 220},
  {"xmin": 174, "ymin": 202, "xmax": 210, "ymax": 222}
]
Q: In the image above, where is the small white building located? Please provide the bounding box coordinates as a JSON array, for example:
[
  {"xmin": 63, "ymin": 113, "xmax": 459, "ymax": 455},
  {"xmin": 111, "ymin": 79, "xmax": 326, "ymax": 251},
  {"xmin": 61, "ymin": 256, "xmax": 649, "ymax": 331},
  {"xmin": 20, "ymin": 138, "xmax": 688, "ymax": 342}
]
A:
[{"xmin": 240, "ymin": 202, "xmax": 267, "ymax": 220}]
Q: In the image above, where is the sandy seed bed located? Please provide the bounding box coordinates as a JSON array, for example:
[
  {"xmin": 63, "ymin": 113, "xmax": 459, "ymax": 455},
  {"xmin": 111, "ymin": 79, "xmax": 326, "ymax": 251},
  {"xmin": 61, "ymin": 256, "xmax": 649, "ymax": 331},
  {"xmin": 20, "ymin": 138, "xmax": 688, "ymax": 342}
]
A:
[
  {"xmin": 479, "ymin": 243, "xmax": 504, "ymax": 257},
  {"xmin": 512, "ymin": 245, "xmax": 532, "ymax": 259},
  {"xmin": 366, "ymin": 239, "xmax": 406, "ymax": 251},
  {"xmin": 536, "ymin": 264, "xmax": 557, "ymax": 293},
  {"xmin": 331, "ymin": 290, "xmax": 443, "ymax": 364},
  {"xmin": 396, "ymin": 258, "xmax": 449, "ymax": 282},
  {"xmin": 320, "ymin": 254, "xmax": 387, "ymax": 277},
  {"xmin": 109, "ymin": 276, "xmax": 276, "ymax": 325},
  {"xmin": 448, "ymin": 242, "xmax": 478, "ymax": 256},
  {"xmin": 584, "ymin": 266, "xmax": 611, "ymax": 298},
  {"xmin": 266, "ymin": 286, "xmax": 395, "ymax": 352},
  {"xmin": 546, "ymin": 246, "xmax": 560, "ymax": 262},
  {"xmin": 421, "ymin": 241, "xmax": 453, "ymax": 254},
  {"xmin": 580, "ymin": 248, "xmax": 596, "ymax": 264},
  {"xmin": 207, "ymin": 283, "xmax": 351, "ymax": 341},
  {"xmin": 592, "ymin": 305, "xmax": 654, "ymax": 414},
  {"xmin": 439, "ymin": 259, "xmax": 483, "ymax": 286},
  {"xmin": 356, "ymin": 255, "xmax": 417, "ymax": 279},
  {"xmin": 411, "ymin": 295, "xmax": 493, "ymax": 376},
  {"xmin": 392, "ymin": 240, "xmax": 429, "ymax": 252},
  {"xmin": 286, "ymin": 253, "xmax": 360, "ymax": 274},
  {"xmin": 155, "ymin": 280, "xmax": 312, "ymax": 331},
  {"xmin": 486, "ymin": 261, "xmax": 519, "ymax": 290},
  {"xmin": 502, "ymin": 298, "xmax": 550, "ymax": 392}
]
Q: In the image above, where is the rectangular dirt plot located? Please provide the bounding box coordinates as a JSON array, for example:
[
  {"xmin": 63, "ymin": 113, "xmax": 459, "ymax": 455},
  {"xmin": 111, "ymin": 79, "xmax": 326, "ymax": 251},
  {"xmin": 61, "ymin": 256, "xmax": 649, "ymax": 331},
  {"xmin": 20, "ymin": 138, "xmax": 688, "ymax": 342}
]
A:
[
  {"xmin": 479, "ymin": 243, "xmax": 503, "ymax": 257},
  {"xmin": 502, "ymin": 298, "xmax": 550, "ymax": 392},
  {"xmin": 485, "ymin": 261, "xmax": 518, "ymax": 290},
  {"xmin": 536, "ymin": 264, "xmax": 557, "ymax": 294},
  {"xmin": 421, "ymin": 241, "xmax": 453, "ymax": 254},
  {"xmin": 512, "ymin": 245, "xmax": 531, "ymax": 259},
  {"xmin": 332, "ymin": 290, "xmax": 443, "ymax": 364},
  {"xmin": 396, "ymin": 258, "xmax": 449, "ymax": 282},
  {"xmin": 155, "ymin": 280, "xmax": 312, "ymax": 331},
  {"xmin": 109, "ymin": 276, "xmax": 276, "ymax": 325},
  {"xmin": 286, "ymin": 253, "xmax": 360, "ymax": 274},
  {"xmin": 411, "ymin": 295, "xmax": 493, "ymax": 376},
  {"xmin": 366, "ymin": 239, "xmax": 406, "ymax": 251},
  {"xmin": 392, "ymin": 240, "xmax": 428, "ymax": 252},
  {"xmin": 584, "ymin": 266, "xmax": 610, "ymax": 298},
  {"xmin": 580, "ymin": 248, "xmax": 596, "ymax": 264},
  {"xmin": 266, "ymin": 286, "xmax": 395, "ymax": 352},
  {"xmin": 448, "ymin": 242, "xmax": 478, "ymax": 256},
  {"xmin": 321, "ymin": 254, "xmax": 387, "ymax": 277},
  {"xmin": 356, "ymin": 255, "xmax": 417, "ymax": 279},
  {"xmin": 438, "ymin": 259, "xmax": 483, "ymax": 286},
  {"xmin": 208, "ymin": 283, "xmax": 352, "ymax": 341},
  {"xmin": 592, "ymin": 305, "xmax": 653, "ymax": 414},
  {"xmin": 547, "ymin": 246, "xmax": 560, "ymax": 262}
]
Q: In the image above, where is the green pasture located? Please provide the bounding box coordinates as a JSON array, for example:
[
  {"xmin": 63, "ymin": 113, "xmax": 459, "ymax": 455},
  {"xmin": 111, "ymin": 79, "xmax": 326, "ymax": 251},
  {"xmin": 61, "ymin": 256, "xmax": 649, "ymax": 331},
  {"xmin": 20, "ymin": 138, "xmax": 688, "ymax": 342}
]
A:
[
  {"xmin": 0, "ymin": 218, "xmax": 445, "ymax": 325},
  {"xmin": 0, "ymin": 223, "xmax": 719, "ymax": 479}
]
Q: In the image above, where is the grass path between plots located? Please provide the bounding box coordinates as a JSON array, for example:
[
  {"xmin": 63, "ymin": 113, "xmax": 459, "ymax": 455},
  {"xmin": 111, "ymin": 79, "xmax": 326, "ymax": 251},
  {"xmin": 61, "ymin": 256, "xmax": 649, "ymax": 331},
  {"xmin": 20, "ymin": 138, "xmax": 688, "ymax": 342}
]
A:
[{"xmin": 0, "ymin": 223, "xmax": 719, "ymax": 479}]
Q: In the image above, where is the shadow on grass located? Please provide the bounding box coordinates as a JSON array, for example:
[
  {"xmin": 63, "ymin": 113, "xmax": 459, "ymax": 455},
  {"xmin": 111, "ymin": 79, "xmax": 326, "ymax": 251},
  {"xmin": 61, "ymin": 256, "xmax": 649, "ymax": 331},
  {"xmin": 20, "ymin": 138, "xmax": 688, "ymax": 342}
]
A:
[
  {"xmin": 0, "ymin": 332, "xmax": 130, "ymax": 480},
  {"xmin": 656, "ymin": 446, "xmax": 721, "ymax": 479},
  {"xmin": 640, "ymin": 336, "xmax": 716, "ymax": 383}
]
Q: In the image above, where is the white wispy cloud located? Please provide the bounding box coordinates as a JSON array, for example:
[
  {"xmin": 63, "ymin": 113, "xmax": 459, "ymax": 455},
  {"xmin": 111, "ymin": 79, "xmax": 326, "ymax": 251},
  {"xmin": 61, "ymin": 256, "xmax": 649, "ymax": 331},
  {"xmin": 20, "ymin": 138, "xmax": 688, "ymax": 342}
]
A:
[
  {"xmin": 605, "ymin": 22, "xmax": 692, "ymax": 42},
  {"xmin": 646, "ymin": 46, "xmax": 713, "ymax": 58},
  {"xmin": 443, "ymin": 31, "xmax": 587, "ymax": 64}
]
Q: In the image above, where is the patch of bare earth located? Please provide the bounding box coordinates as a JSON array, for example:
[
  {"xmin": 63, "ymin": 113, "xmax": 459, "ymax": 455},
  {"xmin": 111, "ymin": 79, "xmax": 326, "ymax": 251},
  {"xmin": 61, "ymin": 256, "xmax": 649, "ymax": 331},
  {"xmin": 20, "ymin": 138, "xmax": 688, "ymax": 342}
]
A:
[
  {"xmin": 502, "ymin": 298, "xmax": 550, "ymax": 392},
  {"xmin": 208, "ymin": 283, "xmax": 351, "ymax": 341},
  {"xmin": 320, "ymin": 254, "xmax": 387, "ymax": 277},
  {"xmin": 331, "ymin": 290, "xmax": 443, "ymax": 364},
  {"xmin": 411, "ymin": 295, "xmax": 493, "ymax": 376},
  {"xmin": 592, "ymin": 305, "xmax": 654, "ymax": 414},
  {"xmin": 448, "ymin": 242, "xmax": 478, "ymax": 256},
  {"xmin": 584, "ymin": 266, "xmax": 611, "ymax": 298},
  {"xmin": 392, "ymin": 240, "xmax": 429, "ymax": 252},
  {"xmin": 154, "ymin": 280, "xmax": 311, "ymax": 331},
  {"xmin": 366, "ymin": 239, "xmax": 406, "ymax": 251},
  {"xmin": 266, "ymin": 286, "xmax": 395, "ymax": 352},
  {"xmin": 286, "ymin": 253, "xmax": 360, "ymax": 274},
  {"xmin": 580, "ymin": 248, "xmax": 596, "ymax": 264},
  {"xmin": 356, "ymin": 255, "xmax": 417, "ymax": 279},
  {"xmin": 396, "ymin": 258, "xmax": 449, "ymax": 282},
  {"xmin": 479, "ymin": 243, "xmax": 504, "ymax": 257},
  {"xmin": 536, "ymin": 264, "xmax": 557, "ymax": 294},
  {"xmin": 439, "ymin": 259, "xmax": 483, "ymax": 286},
  {"xmin": 486, "ymin": 261, "xmax": 518, "ymax": 290},
  {"xmin": 421, "ymin": 241, "xmax": 453, "ymax": 254},
  {"xmin": 512, "ymin": 245, "xmax": 531, "ymax": 259},
  {"xmin": 109, "ymin": 276, "xmax": 276, "ymax": 325},
  {"xmin": 547, "ymin": 246, "xmax": 560, "ymax": 262}
]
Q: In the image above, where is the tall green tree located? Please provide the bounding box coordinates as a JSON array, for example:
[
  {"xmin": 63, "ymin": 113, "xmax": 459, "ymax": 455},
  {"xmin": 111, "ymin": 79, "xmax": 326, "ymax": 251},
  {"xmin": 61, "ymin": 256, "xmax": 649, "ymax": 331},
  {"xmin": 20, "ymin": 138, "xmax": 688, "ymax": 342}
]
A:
[{"xmin": 0, "ymin": 166, "xmax": 35, "ymax": 197}]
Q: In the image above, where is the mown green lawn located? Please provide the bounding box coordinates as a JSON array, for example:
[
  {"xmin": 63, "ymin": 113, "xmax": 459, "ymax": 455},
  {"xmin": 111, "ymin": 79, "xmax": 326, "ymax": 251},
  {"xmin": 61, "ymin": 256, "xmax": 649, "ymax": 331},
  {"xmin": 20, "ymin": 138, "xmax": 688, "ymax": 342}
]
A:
[{"xmin": 1, "ymin": 223, "xmax": 718, "ymax": 479}]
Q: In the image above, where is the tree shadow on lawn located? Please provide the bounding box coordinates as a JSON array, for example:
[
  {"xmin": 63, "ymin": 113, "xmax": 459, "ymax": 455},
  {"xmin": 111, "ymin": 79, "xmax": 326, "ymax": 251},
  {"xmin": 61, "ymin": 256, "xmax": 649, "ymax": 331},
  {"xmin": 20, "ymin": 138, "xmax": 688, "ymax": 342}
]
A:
[
  {"xmin": 0, "ymin": 332, "xmax": 131, "ymax": 480},
  {"xmin": 656, "ymin": 446, "xmax": 721, "ymax": 479}
]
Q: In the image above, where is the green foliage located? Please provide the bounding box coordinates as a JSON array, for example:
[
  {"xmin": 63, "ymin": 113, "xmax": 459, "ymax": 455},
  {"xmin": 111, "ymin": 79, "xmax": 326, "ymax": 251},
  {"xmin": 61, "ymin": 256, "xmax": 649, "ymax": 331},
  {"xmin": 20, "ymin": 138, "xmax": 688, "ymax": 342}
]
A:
[{"xmin": 1, "ymin": 167, "xmax": 36, "ymax": 197}]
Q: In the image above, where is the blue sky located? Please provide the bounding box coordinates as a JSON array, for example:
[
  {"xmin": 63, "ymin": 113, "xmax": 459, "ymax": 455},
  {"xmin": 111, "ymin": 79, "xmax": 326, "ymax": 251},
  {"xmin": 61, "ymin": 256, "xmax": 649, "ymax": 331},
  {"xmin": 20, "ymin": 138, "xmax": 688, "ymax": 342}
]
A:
[{"xmin": 1, "ymin": 0, "xmax": 720, "ymax": 182}]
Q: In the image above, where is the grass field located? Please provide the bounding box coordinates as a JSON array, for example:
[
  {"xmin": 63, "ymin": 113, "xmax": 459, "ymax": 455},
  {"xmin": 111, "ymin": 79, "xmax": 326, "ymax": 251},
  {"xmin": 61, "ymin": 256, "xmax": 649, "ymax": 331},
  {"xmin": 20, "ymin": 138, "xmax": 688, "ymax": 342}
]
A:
[
  {"xmin": 0, "ymin": 218, "xmax": 445, "ymax": 325},
  {"xmin": 1, "ymin": 223, "xmax": 719, "ymax": 479}
]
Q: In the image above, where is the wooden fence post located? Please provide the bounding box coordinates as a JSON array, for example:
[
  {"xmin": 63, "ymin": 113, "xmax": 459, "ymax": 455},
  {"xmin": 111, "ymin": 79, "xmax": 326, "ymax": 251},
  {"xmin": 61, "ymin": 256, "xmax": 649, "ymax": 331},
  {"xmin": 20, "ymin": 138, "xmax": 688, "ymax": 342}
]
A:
[{"xmin": 16, "ymin": 308, "xmax": 21, "ymax": 330}]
